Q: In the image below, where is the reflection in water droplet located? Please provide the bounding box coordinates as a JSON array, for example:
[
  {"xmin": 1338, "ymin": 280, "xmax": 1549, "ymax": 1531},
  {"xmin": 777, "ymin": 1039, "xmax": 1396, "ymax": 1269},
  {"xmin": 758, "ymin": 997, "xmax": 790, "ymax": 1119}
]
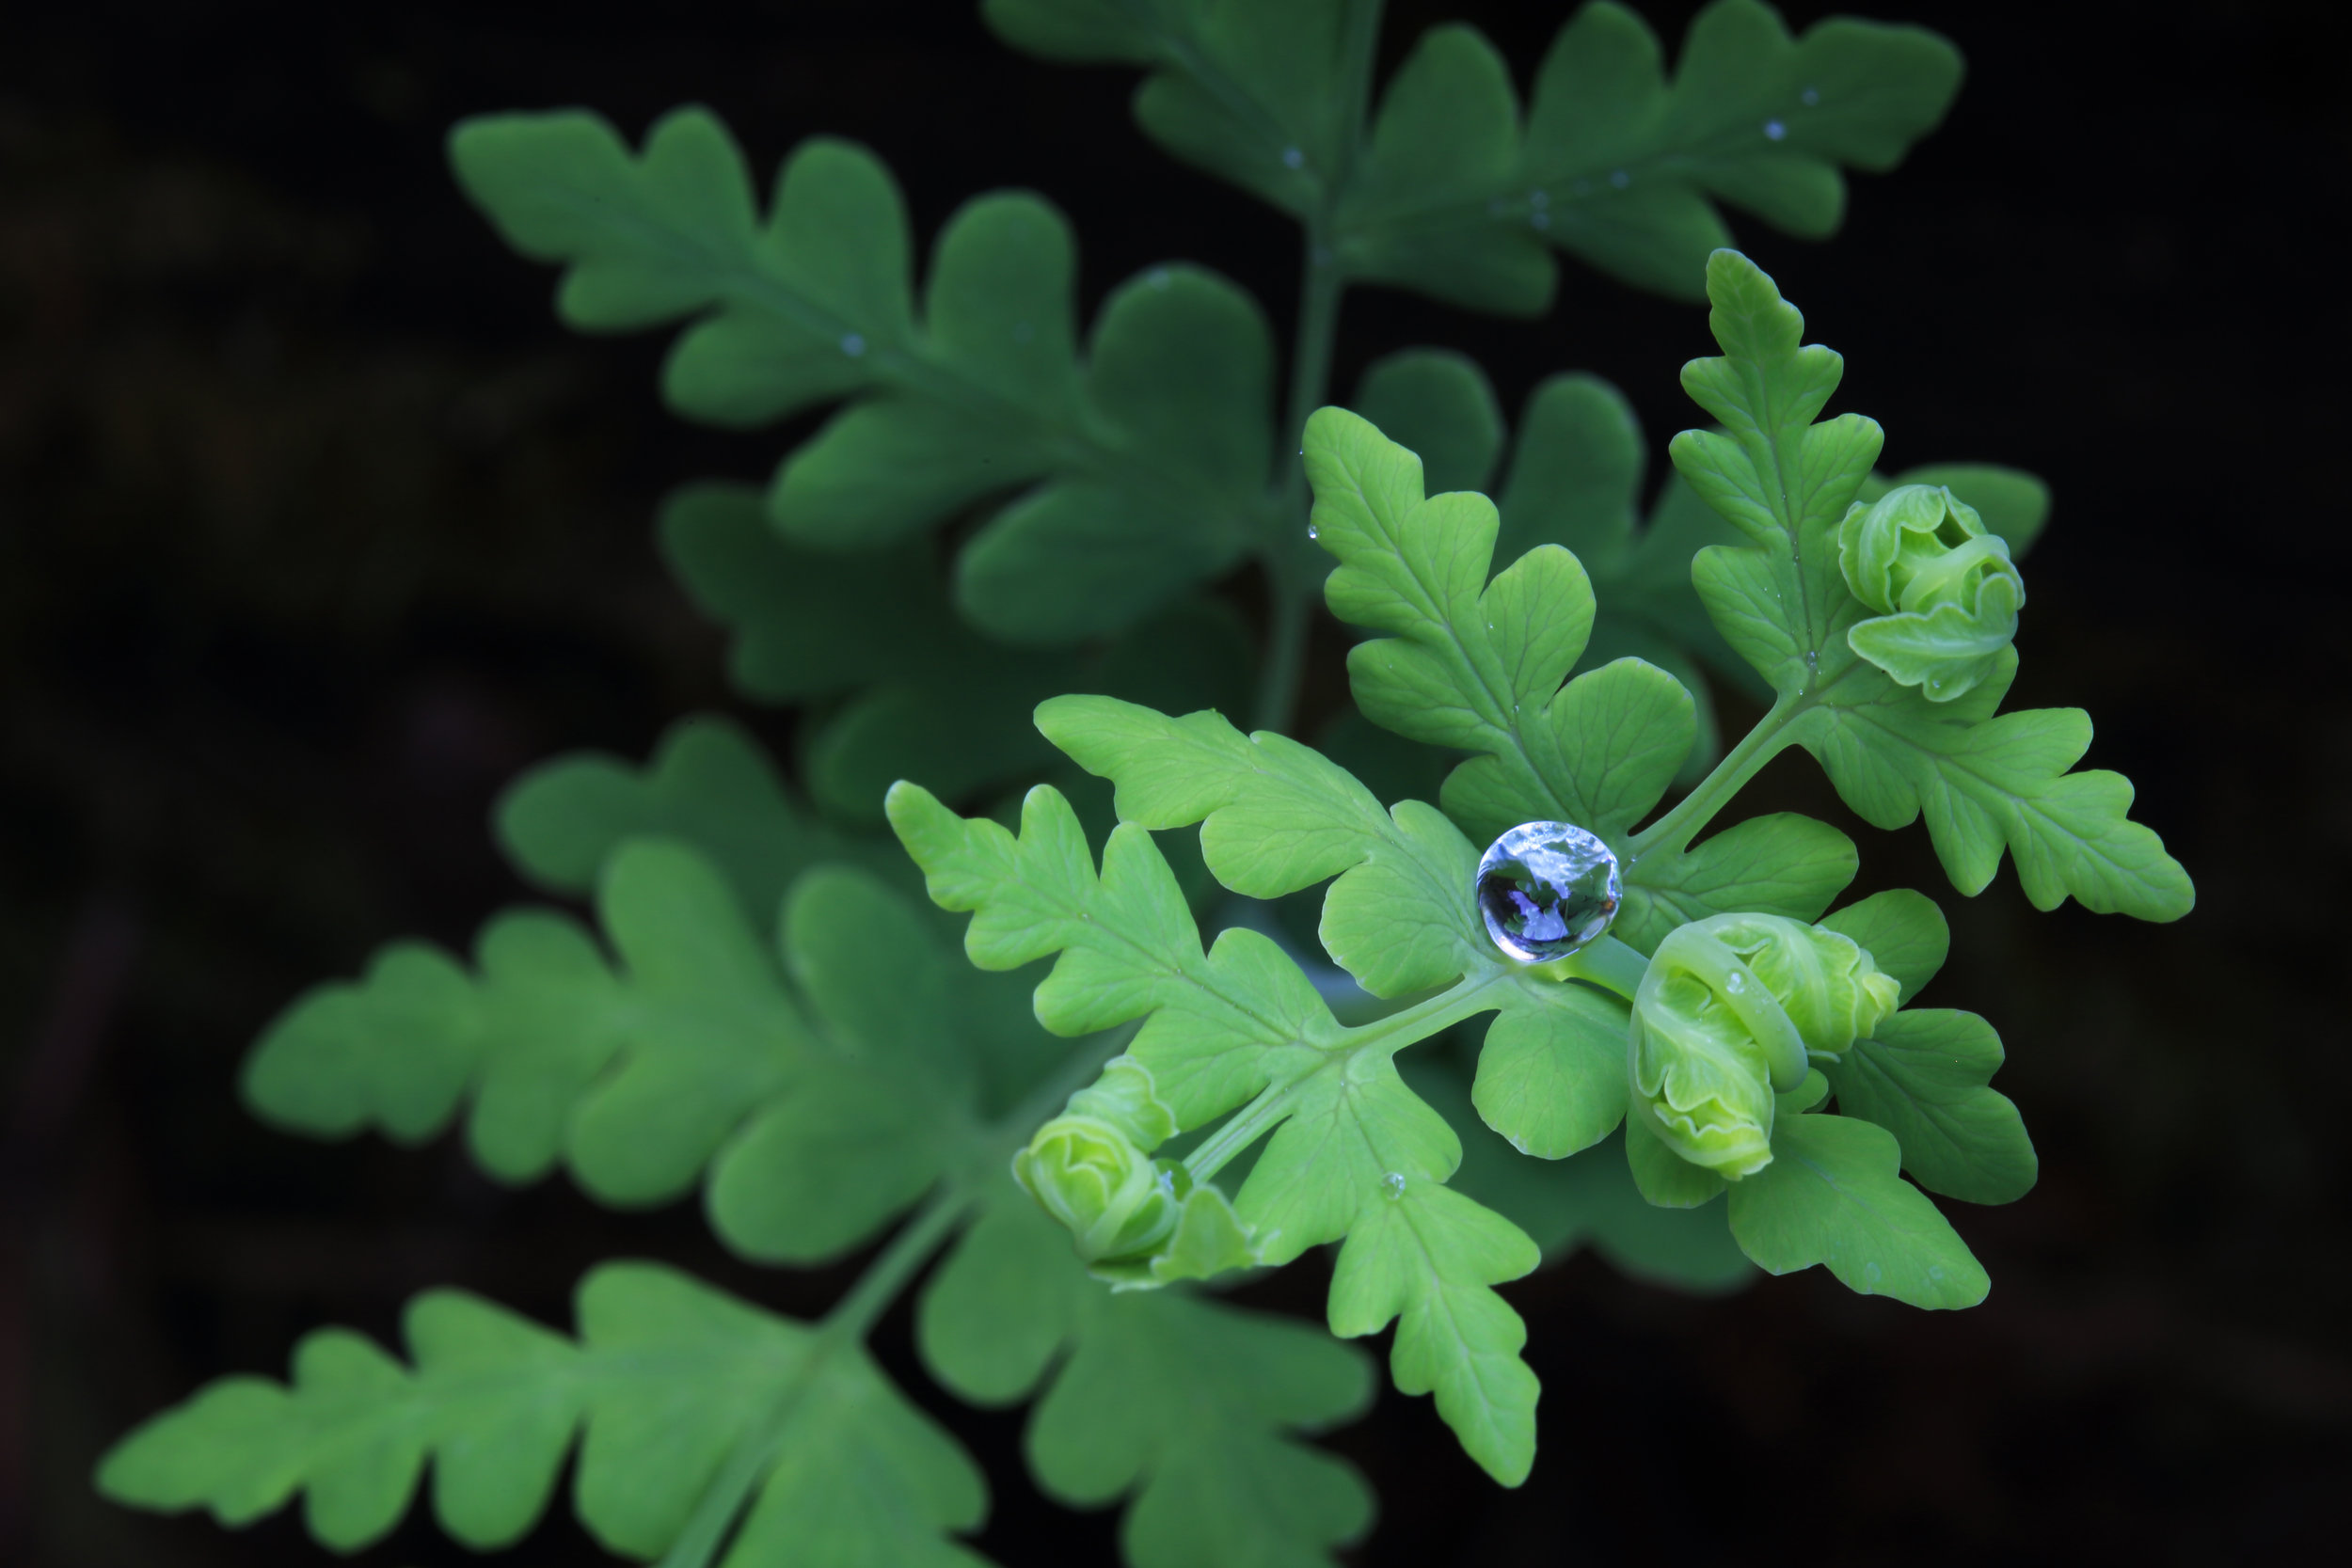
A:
[
  {"xmin": 1725, "ymin": 971, "xmax": 1746, "ymax": 993},
  {"xmin": 840, "ymin": 333, "xmax": 866, "ymax": 356},
  {"xmin": 1764, "ymin": 119, "xmax": 1787, "ymax": 140},
  {"xmin": 1282, "ymin": 145, "xmax": 1305, "ymax": 168},
  {"xmin": 1475, "ymin": 821, "xmax": 1623, "ymax": 963},
  {"xmin": 1610, "ymin": 168, "xmax": 1630, "ymax": 189},
  {"xmin": 1801, "ymin": 87, "xmax": 1821, "ymax": 107},
  {"xmin": 1306, "ymin": 522, "xmax": 1320, "ymax": 541},
  {"xmin": 1382, "ymin": 1171, "xmax": 1407, "ymax": 1200}
]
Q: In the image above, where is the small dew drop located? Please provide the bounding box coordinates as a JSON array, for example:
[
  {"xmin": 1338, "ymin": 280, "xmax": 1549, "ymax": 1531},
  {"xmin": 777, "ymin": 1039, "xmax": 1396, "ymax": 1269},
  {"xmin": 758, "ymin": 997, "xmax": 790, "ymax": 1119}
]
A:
[
  {"xmin": 1382, "ymin": 1171, "xmax": 1407, "ymax": 1200},
  {"xmin": 1725, "ymin": 972, "xmax": 1746, "ymax": 993},
  {"xmin": 1764, "ymin": 119, "xmax": 1788, "ymax": 141},
  {"xmin": 1804, "ymin": 649, "xmax": 1820, "ymax": 673},
  {"xmin": 1531, "ymin": 211, "xmax": 1551, "ymax": 230},
  {"xmin": 1864, "ymin": 1260, "xmax": 1883, "ymax": 1285},
  {"xmin": 1306, "ymin": 521, "xmax": 1320, "ymax": 541},
  {"xmin": 1282, "ymin": 145, "xmax": 1305, "ymax": 169},
  {"xmin": 1148, "ymin": 267, "xmax": 1172, "ymax": 290},
  {"xmin": 839, "ymin": 332, "xmax": 866, "ymax": 356},
  {"xmin": 1610, "ymin": 168, "xmax": 1630, "ymax": 189},
  {"xmin": 1929, "ymin": 1265, "xmax": 1947, "ymax": 1282},
  {"xmin": 1801, "ymin": 87, "xmax": 1821, "ymax": 107},
  {"xmin": 1930, "ymin": 677, "xmax": 1946, "ymax": 692}
]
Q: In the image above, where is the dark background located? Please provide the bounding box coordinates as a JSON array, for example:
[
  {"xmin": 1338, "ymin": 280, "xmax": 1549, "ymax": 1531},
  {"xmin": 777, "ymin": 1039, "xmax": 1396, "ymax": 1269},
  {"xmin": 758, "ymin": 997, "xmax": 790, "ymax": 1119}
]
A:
[{"xmin": 5, "ymin": 1, "xmax": 2345, "ymax": 1562}]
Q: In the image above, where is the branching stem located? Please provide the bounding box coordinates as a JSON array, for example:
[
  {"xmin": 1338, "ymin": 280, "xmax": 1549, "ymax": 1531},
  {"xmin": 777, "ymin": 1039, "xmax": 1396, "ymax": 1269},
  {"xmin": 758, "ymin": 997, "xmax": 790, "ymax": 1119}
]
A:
[
  {"xmin": 1183, "ymin": 970, "xmax": 1513, "ymax": 1184},
  {"xmin": 1628, "ymin": 690, "xmax": 1808, "ymax": 863},
  {"xmin": 656, "ymin": 1023, "xmax": 1128, "ymax": 1568}
]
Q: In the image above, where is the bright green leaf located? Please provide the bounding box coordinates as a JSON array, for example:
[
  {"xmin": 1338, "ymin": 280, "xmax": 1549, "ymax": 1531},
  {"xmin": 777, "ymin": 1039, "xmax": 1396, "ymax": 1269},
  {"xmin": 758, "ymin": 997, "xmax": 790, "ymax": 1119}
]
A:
[
  {"xmin": 1818, "ymin": 887, "xmax": 1947, "ymax": 1003},
  {"xmin": 1615, "ymin": 812, "xmax": 1857, "ymax": 954},
  {"xmin": 1821, "ymin": 1007, "xmax": 2035, "ymax": 1205},
  {"xmin": 1725, "ymin": 1112, "xmax": 1989, "ymax": 1307},
  {"xmin": 1662, "ymin": 249, "xmax": 2191, "ymax": 921},
  {"xmin": 887, "ymin": 758, "xmax": 1548, "ymax": 1482}
]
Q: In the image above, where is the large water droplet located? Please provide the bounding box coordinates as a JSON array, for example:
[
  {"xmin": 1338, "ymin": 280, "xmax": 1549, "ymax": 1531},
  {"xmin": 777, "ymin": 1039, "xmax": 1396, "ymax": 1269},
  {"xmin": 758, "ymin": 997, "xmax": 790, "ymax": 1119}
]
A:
[
  {"xmin": 1476, "ymin": 821, "xmax": 1622, "ymax": 963},
  {"xmin": 1306, "ymin": 521, "xmax": 1319, "ymax": 541},
  {"xmin": 1381, "ymin": 1171, "xmax": 1407, "ymax": 1200}
]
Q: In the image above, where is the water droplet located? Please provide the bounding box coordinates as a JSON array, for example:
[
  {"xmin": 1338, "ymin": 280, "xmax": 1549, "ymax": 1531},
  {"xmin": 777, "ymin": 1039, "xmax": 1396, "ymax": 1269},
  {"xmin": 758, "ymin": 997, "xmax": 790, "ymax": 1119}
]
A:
[
  {"xmin": 1610, "ymin": 168, "xmax": 1630, "ymax": 189},
  {"xmin": 1801, "ymin": 87, "xmax": 1821, "ymax": 107},
  {"xmin": 839, "ymin": 332, "xmax": 866, "ymax": 356},
  {"xmin": 1475, "ymin": 821, "xmax": 1623, "ymax": 963},
  {"xmin": 1764, "ymin": 119, "xmax": 1787, "ymax": 141},
  {"xmin": 1864, "ymin": 1260, "xmax": 1883, "ymax": 1284},
  {"xmin": 1804, "ymin": 649, "xmax": 1820, "ymax": 673},
  {"xmin": 1725, "ymin": 971, "xmax": 1746, "ymax": 993},
  {"xmin": 1531, "ymin": 211, "xmax": 1550, "ymax": 230},
  {"xmin": 1148, "ymin": 267, "xmax": 1172, "ymax": 289},
  {"xmin": 1930, "ymin": 677, "xmax": 1946, "ymax": 692},
  {"xmin": 1282, "ymin": 145, "xmax": 1305, "ymax": 169},
  {"xmin": 1530, "ymin": 188, "xmax": 1550, "ymax": 210},
  {"xmin": 1382, "ymin": 1171, "xmax": 1407, "ymax": 1200},
  {"xmin": 1929, "ymin": 1265, "xmax": 1947, "ymax": 1281},
  {"xmin": 1306, "ymin": 521, "xmax": 1320, "ymax": 541}
]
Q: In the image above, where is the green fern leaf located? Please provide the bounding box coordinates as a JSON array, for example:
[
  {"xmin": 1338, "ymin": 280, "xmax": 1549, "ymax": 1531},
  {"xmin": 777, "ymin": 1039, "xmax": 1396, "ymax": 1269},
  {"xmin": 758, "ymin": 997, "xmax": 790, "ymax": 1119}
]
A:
[
  {"xmin": 1300, "ymin": 401, "xmax": 1853, "ymax": 950},
  {"xmin": 450, "ymin": 108, "xmax": 1279, "ymax": 644},
  {"xmin": 1666, "ymin": 248, "xmax": 2193, "ymax": 919},
  {"xmin": 888, "ymin": 707, "xmax": 1654, "ymax": 1481},
  {"xmin": 981, "ymin": 0, "xmax": 1359, "ymax": 222},
  {"xmin": 921, "ymin": 1184, "xmax": 1375, "ymax": 1568},
  {"xmin": 96, "ymin": 1263, "xmax": 991, "ymax": 1564},
  {"xmin": 244, "ymin": 845, "xmax": 1003, "ymax": 1261},
  {"xmin": 495, "ymin": 713, "xmax": 909, "ymax": 926},
  {"xmin": 662, "ymin": 483, "xmax": 1253, "ymax": 822},
  {"xmin": 1341, "ymin": 0, "xmax": 1963, "ymax": 309}
]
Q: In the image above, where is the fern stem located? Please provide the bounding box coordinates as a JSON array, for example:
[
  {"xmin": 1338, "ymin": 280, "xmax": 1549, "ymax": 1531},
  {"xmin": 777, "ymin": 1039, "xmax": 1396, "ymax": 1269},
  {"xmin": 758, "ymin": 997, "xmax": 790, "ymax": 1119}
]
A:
[
  {"xmin": 1183, "ymin": 970, "xmax": 1512, "ymax": 1183},
  {"xmin": 1256, "ymin": 1, "xmax": 1384, "ymax": 736},
  {"xmin": 653, "ymin": 1192, "xmax": 971, "ymax": 1568},
  {"xmin": 1627, "ymin": 690, "xmax": 1806, "ymax": 863}
]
